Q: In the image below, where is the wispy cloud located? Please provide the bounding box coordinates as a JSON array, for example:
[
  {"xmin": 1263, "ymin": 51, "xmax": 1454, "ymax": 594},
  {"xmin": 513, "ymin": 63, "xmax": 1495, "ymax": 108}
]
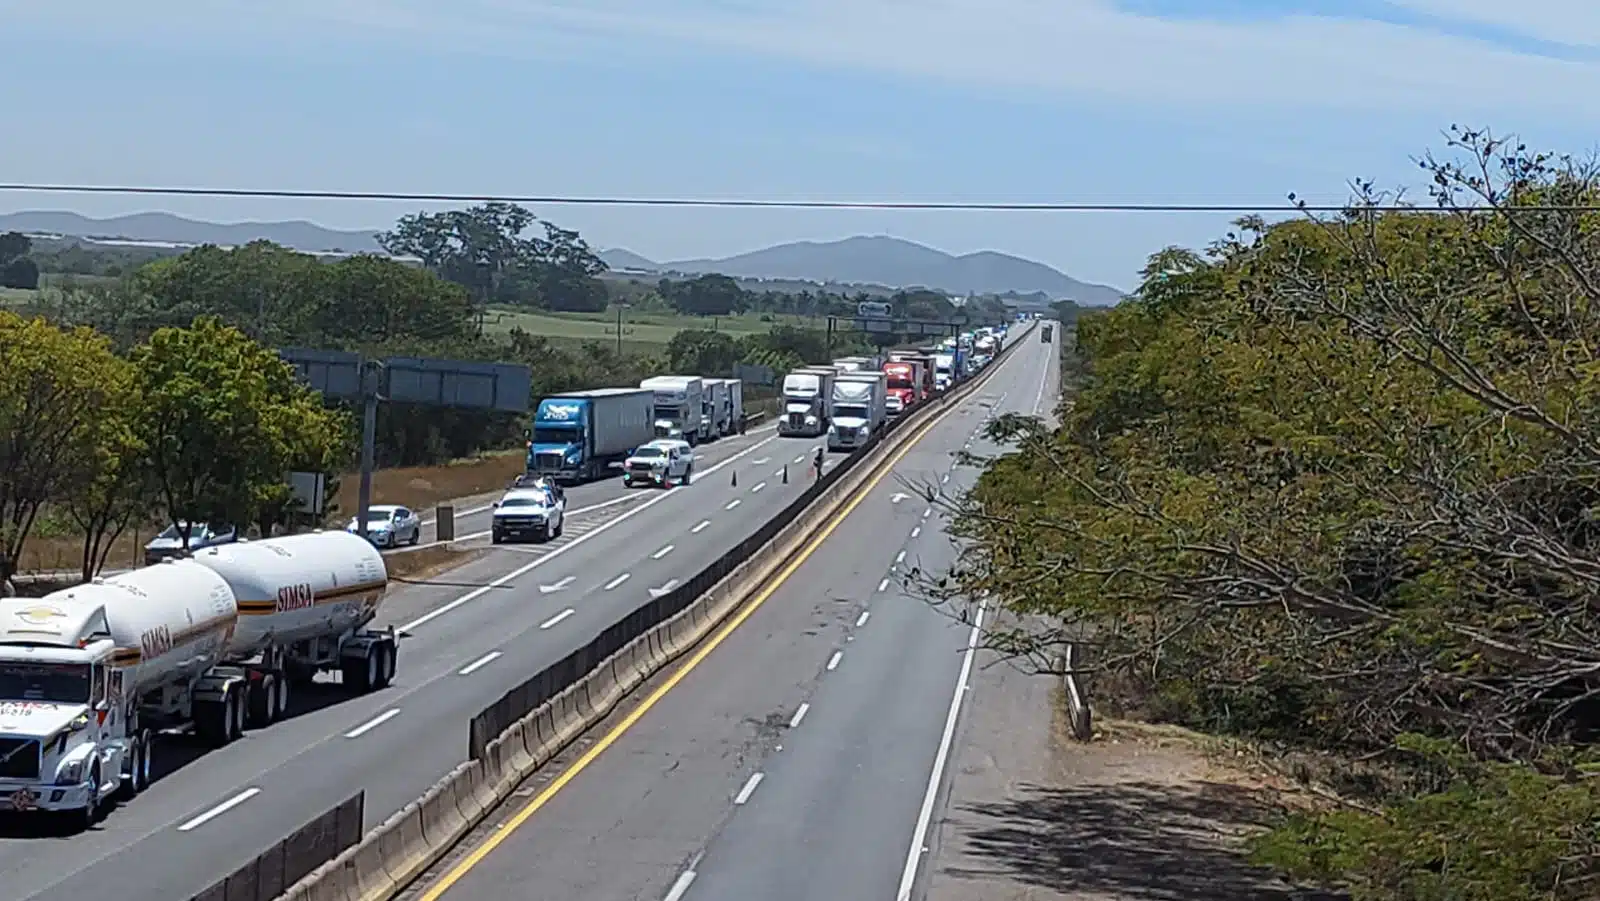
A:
[{"xmin": 12, "ymin": 0, "xmax": 1600, "ymax": 114}]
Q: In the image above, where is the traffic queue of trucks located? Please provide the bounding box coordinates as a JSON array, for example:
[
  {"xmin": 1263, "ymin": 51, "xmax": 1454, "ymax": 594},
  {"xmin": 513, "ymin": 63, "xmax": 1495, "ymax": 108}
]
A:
[
  {"xmin": 527, "ymin": 375, "xmax": 747, "ymax": 485},
  {"xmin": 0, "ymin": 530, "xmax": 395, "ymax": 828}
]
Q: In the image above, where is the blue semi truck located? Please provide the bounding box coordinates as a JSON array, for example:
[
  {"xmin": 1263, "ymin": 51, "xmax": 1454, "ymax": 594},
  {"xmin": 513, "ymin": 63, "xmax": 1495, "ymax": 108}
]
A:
[{"xmin": 525, "ymin": 387, "xmax": 656, "ymax": 484}]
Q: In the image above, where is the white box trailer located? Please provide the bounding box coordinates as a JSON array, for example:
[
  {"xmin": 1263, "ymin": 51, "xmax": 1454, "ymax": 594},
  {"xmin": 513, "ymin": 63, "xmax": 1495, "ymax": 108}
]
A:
[
  {"xmin": 0, "ymin": 531, "xmax": 396, "ymax": 828},
  {"xmin": 724, "ymin": 379, "xmax": 745, "ymax": 434},
  {"xmin": 827, "ymin": 371, "xmax": 888, "ymax": 452},
  {"xmin": 702, "ymin": 378, "xmax": 730, "ymax": 439}
]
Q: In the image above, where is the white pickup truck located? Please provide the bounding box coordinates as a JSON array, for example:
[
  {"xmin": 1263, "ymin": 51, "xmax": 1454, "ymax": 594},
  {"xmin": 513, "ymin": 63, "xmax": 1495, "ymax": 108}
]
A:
[{"xmin": 623, "ymin": 439, "xmax": 694, "ymax": 488}]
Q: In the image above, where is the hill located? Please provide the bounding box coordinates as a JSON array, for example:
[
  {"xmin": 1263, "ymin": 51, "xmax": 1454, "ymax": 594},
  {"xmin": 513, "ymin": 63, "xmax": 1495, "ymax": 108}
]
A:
[
  {"xmin": 0, "ymin": 211, "xmax": 1125, "ymax": 304},
  {"xmin": 602, "ymin": 235, "xmax": 1125, "ymax": 305},
  {"xmin": 0, "ymin": 211, "xmax": 384, "ymax": 254}
]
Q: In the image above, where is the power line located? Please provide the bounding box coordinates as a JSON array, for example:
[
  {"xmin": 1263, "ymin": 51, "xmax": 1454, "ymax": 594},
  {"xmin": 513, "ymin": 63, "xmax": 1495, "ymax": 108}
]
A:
[{"xmin": 0, "ymin": 182, "xmax": 1589, "ymax": 212}]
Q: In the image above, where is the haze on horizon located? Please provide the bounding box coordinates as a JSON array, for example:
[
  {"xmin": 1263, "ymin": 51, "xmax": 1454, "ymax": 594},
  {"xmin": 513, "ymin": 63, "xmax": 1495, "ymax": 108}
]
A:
[{"xmin": 4, "ymin": 0, "xmax": 1599, "ymax": 288}]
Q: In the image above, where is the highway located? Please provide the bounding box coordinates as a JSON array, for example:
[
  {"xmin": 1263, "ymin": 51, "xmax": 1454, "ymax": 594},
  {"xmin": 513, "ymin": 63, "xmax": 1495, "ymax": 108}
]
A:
[
  {"xmin": 0, "ymin": 418, "xmax": 840, "ymax": 901},
  {"xmin": 401, "ymin": 324, "xmax": 1055, "ymax": 901}
]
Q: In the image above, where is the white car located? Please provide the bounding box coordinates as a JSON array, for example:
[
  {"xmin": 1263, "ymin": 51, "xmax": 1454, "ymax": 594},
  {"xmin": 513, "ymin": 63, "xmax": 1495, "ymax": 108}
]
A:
[
  {"xmin": 346, "ymin": 505, "xmax": 422, "ymax": 548},
  {"xmin": 491, "ymin": 479, "xmax": 566, "ymax": 543},
  {"xmin": 623, "ymin": 439, "xmax": 694, "ymax": 488}
]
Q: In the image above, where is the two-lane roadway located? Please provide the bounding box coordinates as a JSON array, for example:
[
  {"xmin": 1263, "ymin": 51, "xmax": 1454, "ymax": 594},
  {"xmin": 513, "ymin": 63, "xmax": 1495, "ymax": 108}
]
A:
[{"xmin": 398, "ymin": 322, "xmax": 1053, "ymax": 901}]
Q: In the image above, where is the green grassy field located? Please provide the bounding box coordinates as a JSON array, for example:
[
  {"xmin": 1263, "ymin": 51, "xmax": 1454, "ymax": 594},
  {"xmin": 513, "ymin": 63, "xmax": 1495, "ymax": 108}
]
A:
[{"xmin": 481, "ymin": 308, "xmax": 825, "ymax": 349}]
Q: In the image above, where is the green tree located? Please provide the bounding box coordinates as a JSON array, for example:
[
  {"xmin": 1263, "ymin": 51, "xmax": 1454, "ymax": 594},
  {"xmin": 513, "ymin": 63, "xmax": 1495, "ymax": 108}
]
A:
[
  {"xmin": 667, "ymin": 329, "xmax": 741, "ymax": 375},
  {"xmin": 61, "ymin": 383, "xmax": 154, "ymax": 581},
  {"xmin": 0, "ymin": 257, "xmax": 39, "ymax": 290},
  {"xmin": 0, "ymin": 232, "xmax": 30, "ymax": 263},
  {"xmin": 0, "ymin": 312, "xmax": 130, "ymax": 583},
  {"xmin": 662, "ymin": 274, "xmax": 746, "ymax": 316},
  {"xmin": 130, "ymin": 316, "xmax": 353, "ymax": 541},
  {"xmin": 929, "ymin": 128, "xmax": 1600, "ymax": 899},
  {"xmin": 376, "ymin": 203, "xmax": 608, "ymax": 312}
]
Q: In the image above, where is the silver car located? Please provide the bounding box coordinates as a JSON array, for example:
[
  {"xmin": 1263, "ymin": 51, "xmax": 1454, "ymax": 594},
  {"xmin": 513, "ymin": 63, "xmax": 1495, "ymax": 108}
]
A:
[
  {"xmin": 347, "ymin": 505, "xmax": 422, "ymax": 548},
  {"xmin": 144, "ymin": 522, "xmax": 238, "ymax": 566}
]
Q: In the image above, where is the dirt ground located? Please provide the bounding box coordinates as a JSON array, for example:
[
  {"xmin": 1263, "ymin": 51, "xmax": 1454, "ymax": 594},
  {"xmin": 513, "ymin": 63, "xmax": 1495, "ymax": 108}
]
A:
[
  {"xmin": 15, "ymin": 450, "xmax": 527, "ymax": 575},
  {"xmin": 926, "ymin": 652, "xmax": 1346, "ymax": 901}
]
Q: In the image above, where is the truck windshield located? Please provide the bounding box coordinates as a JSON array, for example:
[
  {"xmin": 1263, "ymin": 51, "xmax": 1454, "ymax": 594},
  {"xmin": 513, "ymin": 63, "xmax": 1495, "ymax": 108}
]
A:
[
  {"xmin": 531, "ymin": 426, "xmax": 578, "ymax": 445},
  {"xmin": 633, "ymin": 447, "xmax": 665, "ymax": 458},
  {"xmin": 833, "ymin": 405, "xmax": 869, "ymax": 419},
  {"xmin": 0, "ymin": 663, "xmax": 91, "ymax": 704},
  {"xmin": 886, "ymin": 374, "xmax": 913, "ymax": 388},
  {"xmin": 653, "ymin": 406, "xmax": 680, "ymax": 420}
]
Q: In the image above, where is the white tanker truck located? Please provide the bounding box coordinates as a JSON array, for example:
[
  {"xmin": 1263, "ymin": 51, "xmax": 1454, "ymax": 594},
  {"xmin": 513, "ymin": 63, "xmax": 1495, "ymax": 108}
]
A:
[{"xmin": 0, "ymin": 530, "xmax": 398, "ymax": 828}]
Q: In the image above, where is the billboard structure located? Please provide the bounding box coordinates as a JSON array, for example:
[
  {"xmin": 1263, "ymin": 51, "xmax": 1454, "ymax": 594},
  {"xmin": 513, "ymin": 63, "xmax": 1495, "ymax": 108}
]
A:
[{"xmin": 279, "ymin": 349, "xmax": 532, "ymax": 537}]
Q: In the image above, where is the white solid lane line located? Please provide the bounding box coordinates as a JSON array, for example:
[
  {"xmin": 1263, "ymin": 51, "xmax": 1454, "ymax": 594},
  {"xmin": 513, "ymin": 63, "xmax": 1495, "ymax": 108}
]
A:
[
  {"xmin": 691, "ymin": 520, "xmax": 710, "ymax": 533},
  {"xmin": 827, "ymin": 651, "xmax": 843, "ymax": 671},
  {"xmin": 396, "ymin": 435, "xmax": 775, "ymax": 632},
  {"xmin": 894, "ymin": 601, "xmax": 988, "ymax": 901},
  {"xmin": 733, "ymin": 772, "xmax": 765, "ymax": 805},
  {"xmin": 664, "ymin": 871, "xmax": 697, "ymax": 901},
  {"xmin": 458, "ymin": 651, "xmax": 501, "ymax": 675},
  {"xmin": 788, "ymin": 703, "xmax": 810, "ymax": 729},
  {"xmin": 540, "ymin": 608, "xmax": 575, "ymax": 629},
  {"xmin": 345, "ymin": 709, "xmax": 401, "ymax": 739},
  {"xmin": 651, "ymin": 545, "xmax": 674, "ymax": 559},
  {"xmin": 603, "ymin": 573, "xmax": 630, "ymax": 591},
  {"xmin": 177, "ymin": 788, "xmax": 261, "ymax": 832}
]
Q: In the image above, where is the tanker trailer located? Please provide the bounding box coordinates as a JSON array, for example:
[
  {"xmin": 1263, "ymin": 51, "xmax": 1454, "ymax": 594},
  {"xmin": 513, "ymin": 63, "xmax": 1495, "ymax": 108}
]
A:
[{"xmin": 191, "ymin": 530, "xmax": 395, "ymax": 703}]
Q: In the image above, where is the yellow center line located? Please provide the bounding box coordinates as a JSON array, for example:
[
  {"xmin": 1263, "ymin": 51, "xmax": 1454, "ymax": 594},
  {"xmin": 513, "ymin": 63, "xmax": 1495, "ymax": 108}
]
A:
[{"xmin": 416, "ymin": 342, "xmax": 1031, "ymax": 901}]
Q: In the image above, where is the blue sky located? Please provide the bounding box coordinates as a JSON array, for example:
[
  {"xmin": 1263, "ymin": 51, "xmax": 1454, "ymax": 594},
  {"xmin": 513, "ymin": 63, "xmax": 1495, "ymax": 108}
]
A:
[{"xmin": 3, "ymin": 0, "xmax": 1599, "ymax": 290}]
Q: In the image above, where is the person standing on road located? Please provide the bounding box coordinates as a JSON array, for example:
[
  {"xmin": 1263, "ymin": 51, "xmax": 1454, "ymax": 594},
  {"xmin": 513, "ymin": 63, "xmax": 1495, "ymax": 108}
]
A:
[{"xmin": 813, "ymin": 445, "xmax": 825, "ymax": 480}]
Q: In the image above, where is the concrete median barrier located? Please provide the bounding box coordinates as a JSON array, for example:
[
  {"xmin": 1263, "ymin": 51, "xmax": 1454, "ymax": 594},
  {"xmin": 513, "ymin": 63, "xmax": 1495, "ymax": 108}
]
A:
[{"xmin": 274, "ymin": 323, "xmax": 1035, "ymax": 901}]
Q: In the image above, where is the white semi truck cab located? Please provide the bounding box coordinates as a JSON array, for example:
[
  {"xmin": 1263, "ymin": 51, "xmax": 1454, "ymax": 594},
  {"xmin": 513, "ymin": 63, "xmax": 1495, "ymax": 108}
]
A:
[{"xmin": 778, "ymin": 367, "xmax": 836, "ymax": 438}]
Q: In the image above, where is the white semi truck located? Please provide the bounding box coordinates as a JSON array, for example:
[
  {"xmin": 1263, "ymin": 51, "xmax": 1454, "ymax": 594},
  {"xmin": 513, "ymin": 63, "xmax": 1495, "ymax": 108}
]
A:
[
  {"xmin": 826, "ymin": 371, "xmax": 888, "ymax": 452},
  {"xmin": 778, "ymin": 366, "xmax": 836, "ymax": 438},
  {"xmin": 0, "ymin": 530, "xmax": 396, "ymax": 828},
  {"xmin": 702, "ymin": 378, "xmax": 744, "ymax": 438},
  {"xmin": 641, "ymin": 375, "xmax": 705, "ymax": 445}
]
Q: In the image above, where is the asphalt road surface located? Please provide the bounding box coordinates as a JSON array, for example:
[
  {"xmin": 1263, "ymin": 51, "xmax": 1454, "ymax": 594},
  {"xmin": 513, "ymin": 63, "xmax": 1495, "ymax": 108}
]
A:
[
  {"xmin": 0, "ymin": 418, "xmax": 844, "ymax": 901},
  {"xmin": 402, "ymin": 323, "xmax": 1054, "ymax": 901}
]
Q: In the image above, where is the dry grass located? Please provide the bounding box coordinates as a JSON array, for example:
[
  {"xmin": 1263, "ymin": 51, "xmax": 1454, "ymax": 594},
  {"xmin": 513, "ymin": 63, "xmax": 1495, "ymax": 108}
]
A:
[
  {"xmin": 329, "ymin": 448, "xmax": 526, "ymax": 517},
  {"xmin": 13, "ymin": 449, "xmax": 528, "ymax": 576},
  {"xmin": 384, "ymin": 544, "xmax": 488, "ymax": 581}
]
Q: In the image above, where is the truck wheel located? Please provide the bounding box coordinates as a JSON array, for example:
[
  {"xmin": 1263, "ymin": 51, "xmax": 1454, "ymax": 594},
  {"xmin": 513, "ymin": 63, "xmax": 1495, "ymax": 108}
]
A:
[
  {"xmin": 78, "ymin": 766, "xmax": 101, "ymax": 831},
  {"xmin": 248, "ymin": 673, "xmax": 278, "ymax": 728},
  {"xmin": 116, "ymin": 738, "xmax": 142, "ymax": 801},
  {"xmin": 554, "ymin": 517, "xmax": 564, "ymax": 538},
  {"xmin": 343, "ymin": 645, "xmax": 379, "ymax": 693},
  {"xmin": 492, "ymin": 532, "xmax": 504, "ymax": 545},
  {"xmin": 374, "ymin": 641, "xmax": 396, "ymax": 690},
  {"xmin": 135, "ymin": 730, "xmax": 153, "ymax": 793},
  {"xmin": 683, "ymin": 466, "xmax": 693, "ymax": 485}
]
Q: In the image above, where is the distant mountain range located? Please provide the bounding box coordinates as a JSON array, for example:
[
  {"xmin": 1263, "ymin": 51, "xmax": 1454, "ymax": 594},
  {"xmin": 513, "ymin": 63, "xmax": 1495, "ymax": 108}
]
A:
[{"xmin": 0, "ymin": 211, "xmax": 1125, "ymax": 304}]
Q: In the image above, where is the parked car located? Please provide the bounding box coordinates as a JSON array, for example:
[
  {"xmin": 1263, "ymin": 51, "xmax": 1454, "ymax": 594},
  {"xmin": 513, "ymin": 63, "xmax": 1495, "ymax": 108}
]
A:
[
  {"xmin": 346, "ymin": 504, "xmax": 422, "ymax": 548},
  {"xmin": 491, "ymin": 479, "xmax": 567, "ymax": 544},
  {"xmin": 623, "ymin": 439, "xmax": 694, "ymax": 488},
  {"xmin": 144, "ymin": 522, "xmax": 239, "ymax": 566}
]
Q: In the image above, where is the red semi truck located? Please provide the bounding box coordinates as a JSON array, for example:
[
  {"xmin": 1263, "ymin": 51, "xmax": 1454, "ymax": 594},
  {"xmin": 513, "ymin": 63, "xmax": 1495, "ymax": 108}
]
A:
[{"xmin": 882, "ymin": 357, "xmax": 931, "ymax": 416}]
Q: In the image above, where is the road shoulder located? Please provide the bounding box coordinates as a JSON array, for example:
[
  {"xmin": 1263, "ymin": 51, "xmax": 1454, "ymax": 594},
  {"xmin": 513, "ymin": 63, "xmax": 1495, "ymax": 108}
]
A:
[{"xmin": 925, "ymin": 632, "xmax": 1344, "ymax": 901}]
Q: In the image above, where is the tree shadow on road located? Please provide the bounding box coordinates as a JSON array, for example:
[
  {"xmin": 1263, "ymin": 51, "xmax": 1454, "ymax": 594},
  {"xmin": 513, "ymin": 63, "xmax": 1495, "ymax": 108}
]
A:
[{"xmin": 941, "ymin": 779, "xmax": 1347, "ymax": 900}]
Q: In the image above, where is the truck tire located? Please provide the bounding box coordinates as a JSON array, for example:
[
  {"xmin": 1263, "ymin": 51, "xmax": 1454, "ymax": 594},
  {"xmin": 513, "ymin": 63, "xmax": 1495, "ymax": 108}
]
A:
[
  {"xmin": 374, "ymin": 640, "xmax": 396, "ymax": 690},
  {"xmin": 77, "ymin": 766, "xmax": 101, "ymax": 830},
  {"xmin": 196, "ymin": 685, "xmax": 244, "ymax": 747},
  {"xmin": 248, "ymin": 673, "xmax": 280, "ymax": 728},
  {"xmin": 344, "ymin": 644, "xmax": 381, "ymax": 693},
  {"xmin": 683, "ymin": 466, "xmax": 693, "ymax": 486}
]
